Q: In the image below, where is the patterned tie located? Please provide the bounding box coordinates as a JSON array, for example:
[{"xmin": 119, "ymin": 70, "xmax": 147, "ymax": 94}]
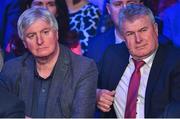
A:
[{"xmin": 125, "ymin": 59, "xmax": 145, "ymax": 118}]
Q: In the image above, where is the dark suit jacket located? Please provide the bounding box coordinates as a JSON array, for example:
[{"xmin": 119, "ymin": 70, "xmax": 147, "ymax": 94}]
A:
[
  {"xmin": 98, "ymin": 43, "xmax": 180, "ymax": 118},
  {"xmin": 0, "ymin": 45, "xmax": 98, "ymax": 118},
  {"xmin": 87, "ymin": 27, "xmax": 115, "ymax": 63},
  {"xmin": 0, "ymin": 87, "xmax": 25, "ymax": 118}
]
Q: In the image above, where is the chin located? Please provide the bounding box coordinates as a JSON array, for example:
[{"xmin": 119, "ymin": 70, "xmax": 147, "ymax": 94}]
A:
[{"xmin": 34, "ymin": 52, "xmax": 52, "ymax": 58}]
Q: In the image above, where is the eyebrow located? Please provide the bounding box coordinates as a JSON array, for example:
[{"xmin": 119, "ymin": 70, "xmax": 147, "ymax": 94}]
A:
[{"xmin": 138, "ymin": 26, "xmax": 148, "ymax": 32}]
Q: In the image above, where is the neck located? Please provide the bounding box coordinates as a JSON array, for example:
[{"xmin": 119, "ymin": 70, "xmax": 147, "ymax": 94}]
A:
[
  {"xmin": 36, "ymin": 44, "xmax": 60, "ymax": 79},
  {"xmin": 66, "ymin": 0, "xmax": 88, "ymax": 13}
]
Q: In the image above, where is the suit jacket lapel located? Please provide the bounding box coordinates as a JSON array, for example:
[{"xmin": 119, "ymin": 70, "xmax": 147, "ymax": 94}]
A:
[
  {"xmin": 145, "ymin": 44, "xmax": 168, "ymax": 117},
  {"xmin": 109, "ymin": 43, "xmax": 129, "ymax": 90},
  {"xmin": 46, "ymin": 45, "xmax": 70, "ymax": 117}
]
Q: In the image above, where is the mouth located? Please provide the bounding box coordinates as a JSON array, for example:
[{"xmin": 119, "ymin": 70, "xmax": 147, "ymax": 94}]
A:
[
  {"xmin": 136, "ymin": 44, "xmax": 147, "ymax": 50},
  {"xmin": 37, "ymin": 47, "xmax": 48, "ymax": 51}
]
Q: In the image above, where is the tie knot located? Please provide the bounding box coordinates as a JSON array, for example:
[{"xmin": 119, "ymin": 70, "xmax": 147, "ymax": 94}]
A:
[{"xmin": 133, "ymin": 59, "xmax": 145, "ymax": 70}]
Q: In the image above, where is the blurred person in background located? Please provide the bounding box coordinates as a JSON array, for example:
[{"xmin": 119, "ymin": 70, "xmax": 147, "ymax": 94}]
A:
[
  {"xmin": 0, "ymin": 0, "xmax": 23, "ymax": 60},
  {"xmin": 87, "ymin": 0, "xmax": 143, "ymax": 63},
  {"xmin": 159, "ymin": 0, "xmax": 180, "ymax": 47},
  {"xmin": 65, "ymin": 0, "xmax": 100, "ymax": 55}
]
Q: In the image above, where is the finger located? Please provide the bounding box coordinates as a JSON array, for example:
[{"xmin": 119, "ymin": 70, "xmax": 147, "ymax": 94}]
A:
[
  {"xmin": 98, "ymin": 101, "xmax": 112, "ymax": 110},
  {"xmin": 99, "ymin": 95, "xmax": 114, "ymax": 106},
  {"xmin": 97, "ymin": 104, "xmax": 111, "ymax": 112},
  {"xmin": 102, "ymin": 89, "xmax": 116, "ymax": 96},
  {"xmin": 100, "ymin": 92, "xmax": 114, "ymax": 102}
]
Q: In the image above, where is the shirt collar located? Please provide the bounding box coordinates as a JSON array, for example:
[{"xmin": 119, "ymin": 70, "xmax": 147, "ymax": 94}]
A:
[{"xmin": 129, "ymin": 49, "xmax": 157, "ymax": 68}]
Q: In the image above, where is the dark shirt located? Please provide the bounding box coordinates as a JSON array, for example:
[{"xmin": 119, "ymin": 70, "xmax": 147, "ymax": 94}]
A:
[{"xmin": 31, "ymin": 68, "xmax": 54, "ymax": 118}]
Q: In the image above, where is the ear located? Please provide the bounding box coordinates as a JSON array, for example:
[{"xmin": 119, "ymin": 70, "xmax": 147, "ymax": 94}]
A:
[
  {"xmin": 22, "ymin": 40, "xmax": 27, "ymax": 48},
  {"xmin": 55, "ymin": 30, "xmax": 59, "ymax": 41},
  {"xmin": 154, "ymin": 22, "xmax": 158, "ymax": 36}
]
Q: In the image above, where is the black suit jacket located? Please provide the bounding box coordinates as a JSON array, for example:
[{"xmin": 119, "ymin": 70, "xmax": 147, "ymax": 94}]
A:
[
  {"xmin": 98, "ymin": 43, "xmax": 180, "ymax": 117},
  {"xmin": 0, "ymin": 87, "xmax": 25, "ymax": 117}
]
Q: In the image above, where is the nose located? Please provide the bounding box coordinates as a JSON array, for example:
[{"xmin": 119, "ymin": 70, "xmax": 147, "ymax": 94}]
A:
[
  {"xmin": 135, "ymin": 33, "xmax": 142, "ymax": 43},
  {"xmin": 42, "ymin": 5, "xmax": 48, "ymax": 9},
  {"xmin": 122, "ymin": 4, "xmax": 127, "ymax": 8},
  {"xmin": 36, "ymin": 34, "xmax": 44, "ymax": 45}
]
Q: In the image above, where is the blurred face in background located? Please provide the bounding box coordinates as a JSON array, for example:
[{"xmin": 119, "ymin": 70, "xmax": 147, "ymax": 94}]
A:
[
  {"xmin": 106, "ymin": 0, "xmax": 141, "ymax": 29},
  {"xmin": 31, "ymin": 0, "xmax": 57, "ymax": 16}
]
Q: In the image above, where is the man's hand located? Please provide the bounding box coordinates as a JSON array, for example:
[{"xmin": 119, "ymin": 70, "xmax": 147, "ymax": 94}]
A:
[{"xmin": 96, "ymin": 89, "xmax": 115, "ymax": 112}]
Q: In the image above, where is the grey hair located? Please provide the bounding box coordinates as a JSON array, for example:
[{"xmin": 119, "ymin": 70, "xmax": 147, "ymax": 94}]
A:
[
  {"xmin": 118, "ymin": 4, "xmax": 155, "ymax": 34},
  {"xmin": 17, "ymin": 7, "xmax": 58, "ymax": 40}
]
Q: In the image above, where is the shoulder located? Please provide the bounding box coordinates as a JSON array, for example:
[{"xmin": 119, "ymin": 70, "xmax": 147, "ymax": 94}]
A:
[
  {"xmin": 61, "ymin": 45, "xmax": 97, "ymax": 68},
  {"xmin": 59, "ymin": 45, "xmax": 98, "ymax": 83},
  {"xmin": 103, "ymin": 43, "xmax": 128, "ymax": 57},
  {"xmin": 3, "ymin": 53, "xmax": 29, "ymax": 67},
  {"xmin": 98, "ymin": 43, "xmax": 129, "ymax": 67},
  {"xmin": 159, "ymin": 43, "xmax": 180, "ymax": 56},
  {"xmin": 157, "ymin": 44, "xmax": 180, "ymax": 65},
  {"xmin": 1, "ymin": 53, "xmax": 32, "ymax": 75},
  {"xmin": 71, "ymin": 50, "xmax": 97, "ymax": 69}
]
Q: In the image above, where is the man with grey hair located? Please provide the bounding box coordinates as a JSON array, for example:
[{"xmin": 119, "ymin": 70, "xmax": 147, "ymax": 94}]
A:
[
  {"xmin": 0, "ymin": 7, "xmax": 98, "ymax": 118},
  {"xmin": 97, "ymin": 4, "xmax": 180, "ymax": 118}
]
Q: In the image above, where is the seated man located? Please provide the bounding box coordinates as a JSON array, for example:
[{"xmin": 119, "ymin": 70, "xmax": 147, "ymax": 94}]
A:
[
  {"xmin": 0, "ymin": 7, "xmax": 98, "ymax": 118},
  {"xmin": 87, "ymin": 0, "xmax": 170, "ymax": 63},
  {"xmin": 0, "ymin": 87, "xmax": 25, "ymax": 118},
  {"xmin": 96, "ymin": 4, "xmax": 180, "ymax": 118}
]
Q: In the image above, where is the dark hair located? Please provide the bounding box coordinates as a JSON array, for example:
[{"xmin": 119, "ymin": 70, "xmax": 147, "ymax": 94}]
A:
[
  {"xmin": 56, "ymin": 0, "xmax": 79, "ymax": 46},
  {"xmin": 73, "ymin": 0, "xmax": 81, "ymax": 5}
]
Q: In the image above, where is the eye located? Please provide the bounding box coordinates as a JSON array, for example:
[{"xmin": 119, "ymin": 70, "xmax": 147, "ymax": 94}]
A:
[
  {"xmin": 140, "ymin": 27, "xmax": 148, "ymax": 32},
  {"xmin": 127, "ymin": 1, "xmax": 138, "ymax": 5},
  {"xmin": 32, "ymin": 2, "xmax": 43, "ymax": 7},
  {"xmin": 125, "ymin": 32, "xmax": 134, "ymax": 36},
  {"xmin": 112, "ymin": 2, "xmax": 123, "ymax": 7},
  {"xmin": 48, "ymin": 2, "xmax": 56, "ymax": 7},
  {"xmin": 41, "ymin": 29, "xmax": 51, "ymax": 36},
  {"xmin": 26, "ymin": 33, "xmax": 36, "ymax": 40}
]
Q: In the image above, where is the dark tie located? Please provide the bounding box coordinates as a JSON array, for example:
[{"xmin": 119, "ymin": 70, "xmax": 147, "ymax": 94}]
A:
[{"xmin": 124, "ymin": 59, "xmax": 145, "ymax": 118}]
